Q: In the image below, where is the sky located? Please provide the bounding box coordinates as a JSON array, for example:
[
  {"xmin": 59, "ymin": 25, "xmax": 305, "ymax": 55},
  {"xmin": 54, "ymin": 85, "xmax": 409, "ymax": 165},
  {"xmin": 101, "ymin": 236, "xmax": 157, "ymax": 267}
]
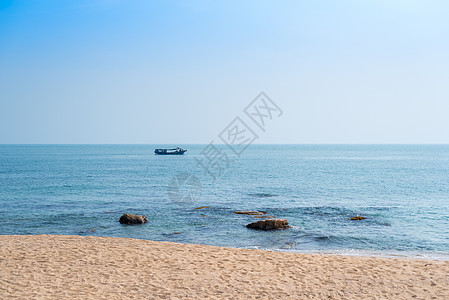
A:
[{"xmin": 0, "ymin": 0, "xmax": 448, "ymax": 144}]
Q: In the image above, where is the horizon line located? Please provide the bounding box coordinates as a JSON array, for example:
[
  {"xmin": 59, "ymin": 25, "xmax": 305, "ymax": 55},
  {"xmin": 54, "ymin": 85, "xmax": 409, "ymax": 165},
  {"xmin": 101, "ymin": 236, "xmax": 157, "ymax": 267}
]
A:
[{"xmin": 1, "ymin": 143, "xmax": 449, "ymax": 146}]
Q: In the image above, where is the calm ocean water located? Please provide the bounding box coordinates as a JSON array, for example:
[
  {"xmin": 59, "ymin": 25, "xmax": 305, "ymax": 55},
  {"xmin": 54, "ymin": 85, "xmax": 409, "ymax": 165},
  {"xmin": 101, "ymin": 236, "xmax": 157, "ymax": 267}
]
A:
[{"xmin": 1, "ymin": 145, "xmax": 448, "ymax": 259}]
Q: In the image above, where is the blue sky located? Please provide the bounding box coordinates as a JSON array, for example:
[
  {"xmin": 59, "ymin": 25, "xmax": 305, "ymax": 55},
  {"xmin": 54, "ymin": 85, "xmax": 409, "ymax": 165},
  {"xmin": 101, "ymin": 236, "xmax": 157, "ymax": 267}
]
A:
[{"xmin": 1, "ymin": 0, "xmax": 448, "ymax": 144}]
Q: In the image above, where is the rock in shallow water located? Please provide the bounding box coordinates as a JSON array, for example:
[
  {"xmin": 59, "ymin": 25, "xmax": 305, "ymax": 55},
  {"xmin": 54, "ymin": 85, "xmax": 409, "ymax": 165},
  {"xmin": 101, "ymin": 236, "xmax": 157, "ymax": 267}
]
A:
[
  {"xmin": 235, "ymin": 211, "xmax": 266, "ymax": 215},
  {"xmin": 195, "ymin": 206, "xmax": 210, "ymax": 210},
  {"xmin": 350, "ymin": 216, "xmax": 366, "ymax": 220},
  {"xmin": 246, "ymin": 219, "xmax": 290, "ymax": 230},
  {"xmin": 119, "ymin": 214, "xmax": 148, "ymax": 225}
]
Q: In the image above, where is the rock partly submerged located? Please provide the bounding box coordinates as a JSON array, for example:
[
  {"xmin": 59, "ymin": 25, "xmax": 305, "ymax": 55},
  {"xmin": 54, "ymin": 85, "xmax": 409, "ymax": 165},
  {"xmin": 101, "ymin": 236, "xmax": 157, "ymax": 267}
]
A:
[
  {"xmin": 235, "ymin": 211, "xmax": 266, "ymax": 215},
  {"xmin": 350, "ymin": 216, "xmax": 366, "ymax": 221},
  {"xmin": 246, "ymin": 219, "xmax": 290, "ymax": 230},
  {"xmin": 119, "ymin": 214, "xmax": 148, "ymax": 225},
  {"xmin": 253, "ymin": 215, "xmax": 276, "ymax": 219}
]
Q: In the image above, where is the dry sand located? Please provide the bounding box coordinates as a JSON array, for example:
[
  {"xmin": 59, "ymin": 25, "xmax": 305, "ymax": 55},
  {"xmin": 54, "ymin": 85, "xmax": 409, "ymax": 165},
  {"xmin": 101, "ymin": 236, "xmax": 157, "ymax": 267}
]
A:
[{"xmin": 0, "ymin": 235, "xmax": 448, "ymax": 299}]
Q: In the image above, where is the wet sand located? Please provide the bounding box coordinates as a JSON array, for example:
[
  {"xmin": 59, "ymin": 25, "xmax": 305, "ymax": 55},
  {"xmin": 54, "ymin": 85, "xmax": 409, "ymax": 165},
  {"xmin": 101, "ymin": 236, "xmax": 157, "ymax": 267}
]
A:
[{"xmin": 1, "ymin": 235, "xmax": 448, "ymax": 299}]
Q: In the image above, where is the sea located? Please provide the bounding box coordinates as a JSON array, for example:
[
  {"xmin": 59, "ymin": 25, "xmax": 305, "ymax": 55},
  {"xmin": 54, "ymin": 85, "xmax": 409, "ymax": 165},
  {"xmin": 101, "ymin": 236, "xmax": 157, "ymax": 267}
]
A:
[{"xmin": 1, "ymin": 144, "xmax": 448, "ymax": 260}]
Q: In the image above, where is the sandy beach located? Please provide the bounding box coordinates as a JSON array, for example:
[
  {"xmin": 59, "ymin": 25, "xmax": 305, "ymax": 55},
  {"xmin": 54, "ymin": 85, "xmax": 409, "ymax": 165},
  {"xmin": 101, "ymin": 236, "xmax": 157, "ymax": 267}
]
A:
[{"xmin": 0, "ymin": 235, "xmax": 448, "ymax": 299}]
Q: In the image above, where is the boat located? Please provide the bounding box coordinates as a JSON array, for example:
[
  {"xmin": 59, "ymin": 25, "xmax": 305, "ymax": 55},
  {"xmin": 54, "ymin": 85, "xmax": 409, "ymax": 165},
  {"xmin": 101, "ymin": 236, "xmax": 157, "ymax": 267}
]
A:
[{"xmin": 154, "ymin": 146, "xmax": 187, "ymax": 155}]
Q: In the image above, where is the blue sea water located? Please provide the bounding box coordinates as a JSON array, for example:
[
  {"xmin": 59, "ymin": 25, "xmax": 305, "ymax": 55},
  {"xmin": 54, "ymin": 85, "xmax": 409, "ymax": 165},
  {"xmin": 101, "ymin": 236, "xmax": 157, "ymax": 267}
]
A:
[{"xmin": 1, "ymin": 144, "xmax": 448, "ymax": 260}]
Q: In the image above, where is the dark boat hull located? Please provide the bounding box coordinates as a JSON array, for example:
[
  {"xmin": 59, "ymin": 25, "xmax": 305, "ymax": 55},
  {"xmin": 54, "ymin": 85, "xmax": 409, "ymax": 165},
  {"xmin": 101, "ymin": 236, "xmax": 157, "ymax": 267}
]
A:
[{"xmin": 154, "ymin": 149, "xmax": 187, "ymax": 155}]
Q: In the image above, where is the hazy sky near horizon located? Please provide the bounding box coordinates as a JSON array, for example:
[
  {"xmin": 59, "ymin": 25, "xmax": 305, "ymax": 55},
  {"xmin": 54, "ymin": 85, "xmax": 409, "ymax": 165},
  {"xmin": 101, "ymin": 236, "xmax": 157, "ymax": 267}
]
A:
[{"xmin": 1, "ymin": 0, "xmax": 448, "ymax": 144}]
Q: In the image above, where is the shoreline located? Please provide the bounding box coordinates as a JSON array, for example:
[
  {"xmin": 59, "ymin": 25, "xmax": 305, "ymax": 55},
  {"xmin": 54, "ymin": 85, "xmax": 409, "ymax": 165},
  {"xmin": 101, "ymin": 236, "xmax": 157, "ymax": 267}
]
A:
[
  {"xmin": 277, "ymin": 248, "xmax": 449, "ymax": 261},
  {"xmin": 1, "ymin": 235, "xmax": 448, "ymax": 299}
]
